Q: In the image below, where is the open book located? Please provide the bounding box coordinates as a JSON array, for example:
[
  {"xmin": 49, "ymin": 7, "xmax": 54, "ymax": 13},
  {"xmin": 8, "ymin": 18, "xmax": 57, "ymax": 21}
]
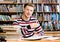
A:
[{"xmin": 21, "ymin": 34, "xmax": 52, "ymax": 40}]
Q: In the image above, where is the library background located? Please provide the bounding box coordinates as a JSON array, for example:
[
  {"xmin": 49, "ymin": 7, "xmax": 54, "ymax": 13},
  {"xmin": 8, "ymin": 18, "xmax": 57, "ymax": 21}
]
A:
[{"xmin": 0, "ymin": 0, "xmax": 60, "ymax": 41}]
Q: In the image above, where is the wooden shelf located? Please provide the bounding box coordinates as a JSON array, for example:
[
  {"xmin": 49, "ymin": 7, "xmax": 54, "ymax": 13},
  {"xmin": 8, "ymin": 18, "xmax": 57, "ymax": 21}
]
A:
[
  {"xmin": 0, "ymin": 21, "xmax": 14, "ymax": 22},
  {"xmin": 44, "ymin": 11, "xmax": 55, "ymax": 13},
  {"xmin": 0, "ymin": 12, "xmax": 17, "ymax": 15},
  {"xmin": 0, "ymin": 21, "xmax": 14, "ymax": 24},
  {"xmin": 43, "ymin": 2, "xmax": 59, "ymax": 5},
  {"xmin": 33, "ymin": 12, "xmax": 43, "ymax": 14},
  {"xmin": 0, "ymin": 1, "xmax": 15, "ymax": 5},
  {"xmin": 45, "ymin": 31, "xmax": 60, "ymax": 34},
  {"xmin": 0, "ymin": 1, "xmax": 13, "ymax": 3},
  {"xmin": 0, "ymin": 12, "xmax": 22, "ymax": 15},
  {"xmin": 0, "ymin": 12, "xmax": 59, "ymax": 14}
]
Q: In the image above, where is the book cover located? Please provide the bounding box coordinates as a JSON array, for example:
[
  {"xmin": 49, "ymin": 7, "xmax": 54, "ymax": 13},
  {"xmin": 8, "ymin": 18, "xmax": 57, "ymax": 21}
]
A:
[
  {"xmin": 21, "ymin": 0, "xmax": 26, "ymax": 3},
  {"xmin": 44, "ymin": 5, "xmax": 50, "ymax": 12},
  {"xmin": 2, "ymin": 5, "xmax": 8, "ymax": 12},
  {"xmin": 43, "ymin": 22, "xmax": 48, "ymax": 30},
  {"xmin": 37, "ymin": 4, "xmax": 42, "ymax": 12},
  {"xmin": 17, "ymin": 5, "xmax": 23, "ymax": 12},
  {"xmin": 50, "ymin": 13, "xmax": 57, "ymax": 21},
  {"xmin": 0, "ymin": 15, "xmax": 3, "ymax": 21},
  {"xmin": 58, "ymin": 13, "xmax": 60, "ymax": 20}
]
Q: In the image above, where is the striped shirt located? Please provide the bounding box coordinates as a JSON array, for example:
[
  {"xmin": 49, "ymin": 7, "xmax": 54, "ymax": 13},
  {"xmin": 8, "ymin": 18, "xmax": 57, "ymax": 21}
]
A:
[{"xmin": 13, "ymin": 17, "xmax": 44, "ymax": 38}]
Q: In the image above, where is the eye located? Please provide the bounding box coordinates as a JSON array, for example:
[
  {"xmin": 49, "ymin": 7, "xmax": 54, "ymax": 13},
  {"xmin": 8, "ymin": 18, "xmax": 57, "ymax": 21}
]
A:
[{"xmin": 30, "ymin": 10, "xmax": 33, "ymax": 12}]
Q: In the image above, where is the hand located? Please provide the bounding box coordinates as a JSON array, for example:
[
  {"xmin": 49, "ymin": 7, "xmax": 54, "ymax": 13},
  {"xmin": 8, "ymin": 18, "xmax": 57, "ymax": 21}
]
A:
[
  {"xmin": 34, "ymin": 31, "xmax": 39, "ymax": 34},
  {"xmin": 29, "ymin": 23, "xmax": 40, "ymax": 28}
]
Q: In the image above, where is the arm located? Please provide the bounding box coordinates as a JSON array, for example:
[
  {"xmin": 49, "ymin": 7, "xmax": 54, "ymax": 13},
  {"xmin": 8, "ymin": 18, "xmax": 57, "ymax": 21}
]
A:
[
  {"xmin": 35, "ymin": 26, "xmax": 44, "ymax": 36},
  {"xmin": 20, "ymin": 28, "xmax": 34, "ymax": 38},
  {"xmin": 29, "ymin": 20, "xmax": 44, "ymax": 36}
]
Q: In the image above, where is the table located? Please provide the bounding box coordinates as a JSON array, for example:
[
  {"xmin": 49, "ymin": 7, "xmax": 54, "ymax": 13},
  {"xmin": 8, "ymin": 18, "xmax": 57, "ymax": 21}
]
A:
[
  {"xmin": 6, "ymin": 33, "xmax": 60, "ymax": 42},
  {"xmin": 6, "ymin": 39, "xmax": 60, "ymax": 42}
]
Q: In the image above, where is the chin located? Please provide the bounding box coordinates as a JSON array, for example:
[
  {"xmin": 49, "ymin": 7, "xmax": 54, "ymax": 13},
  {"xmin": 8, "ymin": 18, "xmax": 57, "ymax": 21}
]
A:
[
  {"xmin": 27, "ymin": 16, "xmax": 31, "ymax": 18},
  {"xmin": 26, "ymin": 15, "xmax": 31, "ymax": 17}
]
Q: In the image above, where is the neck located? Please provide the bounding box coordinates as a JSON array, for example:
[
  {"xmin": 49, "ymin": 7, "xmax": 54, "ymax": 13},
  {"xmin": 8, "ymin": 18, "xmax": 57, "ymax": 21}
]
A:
[{"xmin": 22, "ymin": 14, "xmax": 30, "ymax": 21}]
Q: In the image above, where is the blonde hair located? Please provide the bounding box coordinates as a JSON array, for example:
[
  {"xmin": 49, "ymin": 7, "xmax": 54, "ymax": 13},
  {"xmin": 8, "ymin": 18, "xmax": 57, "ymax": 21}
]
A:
[{"xmin": 24, "ymin": 3, "xmax": 35, "ymax": 9}]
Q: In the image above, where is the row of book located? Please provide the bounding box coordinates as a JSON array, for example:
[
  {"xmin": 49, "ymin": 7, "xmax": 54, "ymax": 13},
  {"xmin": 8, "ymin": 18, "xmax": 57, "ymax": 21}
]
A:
[
  {"xmin": 0, "ymin": 0, "xmax": 60, "ymax": 4},
  {"xmin": 0, "ymin": 4, "xmax": 42, "ymax": 12},
  {"xmin": 43, "ymin": 5, "xmax": 60, "ymax": 12},
  {"xmin": 0, "ymin": 5, "xmax": 17, "ymax": 12},
  {"xmin": 0, "ymin": 15, "xmax": 10, "ymax": 21},
  {"xmin": 38, "ymin": 13, "xmax": 60, "ymax": 21},
  {"xmin": 0, "ymin": 14, "xmax": 22, "ymax": 21},
  {"xmin": 17, "ymin": 0, "xmax": 60, "ymax": 3},
  {"xmin": 43, "ymin": 0, "xmax": 60, "ymax": 3},
  {"xmin": 1, "ymin": 4, "xmax": 60, "ymax": 12},
  {"xmin": 0, "ymin": 5, "xmax": 23, "ymax": 12},
  {"xmin": 42, "ymin": 21, "xmax": 60, "ymax": 31},
  {"xmin": 0, "ymin": 13, "xmax": 60, "ymax": 21},
  {"xmin": 15, "ymin": 0, "xmax": 42, "ymax": 3}
]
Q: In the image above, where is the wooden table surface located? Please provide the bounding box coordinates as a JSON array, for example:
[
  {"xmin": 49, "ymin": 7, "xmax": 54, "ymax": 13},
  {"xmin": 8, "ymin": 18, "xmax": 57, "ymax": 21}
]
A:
[
  {"xmin": 1, "ymin": 31, "xmax": 60, "ymax": 42},
  {"xmin": 6, "ymin": 38, "xmax": 60, "ymax": 42},
  {"xmin": 6, "ymin": 33, "xmax": 60, "ymax": 42}
]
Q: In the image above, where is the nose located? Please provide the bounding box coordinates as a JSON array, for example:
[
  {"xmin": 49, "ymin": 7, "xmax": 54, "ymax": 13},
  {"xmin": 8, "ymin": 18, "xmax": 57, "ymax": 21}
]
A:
[
  {"xmin": 28, "ymin": 10, "xmax": 30, "ymax": 12},
  {"xmin": 28, "ymin": 10, "xmax": 30, "ymax": 14}
]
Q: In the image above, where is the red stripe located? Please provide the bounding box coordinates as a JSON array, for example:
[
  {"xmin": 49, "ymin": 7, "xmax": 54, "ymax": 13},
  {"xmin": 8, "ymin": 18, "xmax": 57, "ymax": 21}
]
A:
[
  {"xmin": 22, "ymin": 28, "xmax": 34, "ymax": 35},
  {"xmin": 23, "ymin": 28, "xmax": 27, "ymax": 34},
  {"xmin": 22, "ymin": 28, "xmax": 29, "ymax": 35}
]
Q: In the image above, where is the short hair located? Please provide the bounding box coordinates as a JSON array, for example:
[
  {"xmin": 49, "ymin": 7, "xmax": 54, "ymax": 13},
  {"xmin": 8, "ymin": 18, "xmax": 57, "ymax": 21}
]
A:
[{"xmin": 24, "ymin": 3, "xmax": 35, "ymax": 9}]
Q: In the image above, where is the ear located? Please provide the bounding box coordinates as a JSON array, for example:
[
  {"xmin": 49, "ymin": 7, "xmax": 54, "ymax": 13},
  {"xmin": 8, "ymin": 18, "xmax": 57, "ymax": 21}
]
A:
[{"xmin": 22, "ymin": 7, "xmax": 24, "ymax": 12}]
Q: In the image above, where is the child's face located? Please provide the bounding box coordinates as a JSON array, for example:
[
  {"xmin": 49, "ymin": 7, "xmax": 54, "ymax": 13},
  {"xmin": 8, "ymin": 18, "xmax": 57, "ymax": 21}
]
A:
[{"xmin": 23, "ymin": 6, "xmax": 34, "ymax": 18}]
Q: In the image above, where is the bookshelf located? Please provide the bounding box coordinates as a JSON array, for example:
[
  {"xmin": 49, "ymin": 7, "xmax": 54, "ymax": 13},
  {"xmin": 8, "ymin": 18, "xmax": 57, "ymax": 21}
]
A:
[{"xmin": 0, "ymin": 0, "xmax": 60, "ymax": 31}]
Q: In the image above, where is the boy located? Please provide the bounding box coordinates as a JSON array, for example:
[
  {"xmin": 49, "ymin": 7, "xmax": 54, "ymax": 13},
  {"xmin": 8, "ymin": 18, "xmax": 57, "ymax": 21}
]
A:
[{"xmin": 13, "ymin": 3, "xmax": 44, "ymax": 38}]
